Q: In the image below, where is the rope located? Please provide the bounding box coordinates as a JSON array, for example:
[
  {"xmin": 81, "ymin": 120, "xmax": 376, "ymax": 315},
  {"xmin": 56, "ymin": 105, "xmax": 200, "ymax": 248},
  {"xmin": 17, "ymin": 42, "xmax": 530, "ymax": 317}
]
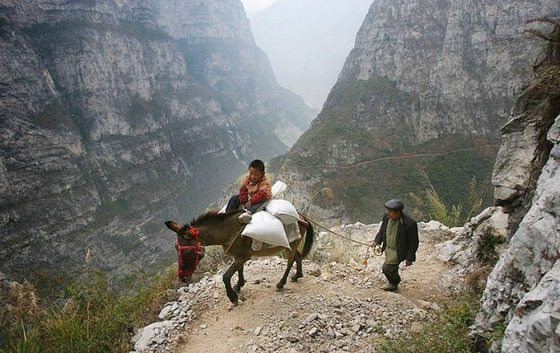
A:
[
  {"xmin": 223, "ymin": 206, "xmax": 384, "ymax": 264},
  {"xmin": 302, "ymin": 214, "xmax": 378, "ymax": 247},
  {"xmin": 300, "ymin": 213, "xmax": 384, "ymax": 262},
  {"xmin": 224, "ymin": 226, "xmax": 245, "ymax": 255}
]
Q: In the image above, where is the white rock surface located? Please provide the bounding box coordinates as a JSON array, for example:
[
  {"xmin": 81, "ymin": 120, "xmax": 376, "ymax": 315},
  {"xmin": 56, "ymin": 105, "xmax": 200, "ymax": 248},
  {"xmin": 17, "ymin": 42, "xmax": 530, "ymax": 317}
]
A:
[
  {"xmin": 134, "ymin": 321, "xmax": 175, "ymax": 351},
  {"xmin": 472, "ymin": 115, "xmax": 560, "ymax": 352}
]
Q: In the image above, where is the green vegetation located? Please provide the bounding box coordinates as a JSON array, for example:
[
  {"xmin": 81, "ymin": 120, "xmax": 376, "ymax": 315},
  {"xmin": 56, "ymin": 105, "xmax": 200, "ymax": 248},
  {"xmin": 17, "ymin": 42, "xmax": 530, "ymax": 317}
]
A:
[
  {"xmin": 22, "ymin": 20, "xmax": 170, "ymax": 43},
  {"xmin": 409, "ymin": 176, "xmax": 484, "ymax": 227},
  {"xmin": 376, "ymin": 294, "xmax": 479, "ymax": 353},
  {"xmin": 295, "ymin": 76, "xmax": 414, "ymax": 164},
  {"xmin": 476, "ymin": 229, "xmax": 505, "ymax": 265},
  {"xmin": 306, "ymin": 142, "xmax": 493, "ymax": 224},
  {"xmin": 486, "ymin": 319, "xmax": 506, "ymax": 349},
  {"xmin": 0, "ymin": 267, "xmax": 178, "ymax": 353}
]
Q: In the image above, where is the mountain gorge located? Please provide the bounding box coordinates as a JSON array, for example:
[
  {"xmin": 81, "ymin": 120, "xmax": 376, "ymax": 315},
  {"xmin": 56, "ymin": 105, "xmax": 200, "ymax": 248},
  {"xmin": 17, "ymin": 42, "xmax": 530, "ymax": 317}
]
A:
[
  {"xmin": 273, "ymin": 0, "xmax": 560, "ymax": 223},
  {"xmin": 250, "ymin": 0, "xmax": 372, "ymax": 109},
  {"xmin": 0, "ymin": 0, "xmax": 314, "ymax": 283}
]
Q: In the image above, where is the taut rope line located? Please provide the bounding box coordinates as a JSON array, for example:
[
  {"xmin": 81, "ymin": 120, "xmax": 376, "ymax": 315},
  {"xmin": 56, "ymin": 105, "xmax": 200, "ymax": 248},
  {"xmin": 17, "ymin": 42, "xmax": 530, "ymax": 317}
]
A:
[{"xmin": 300, "ymin": 213, "xmax": 383, "ymax": 257}]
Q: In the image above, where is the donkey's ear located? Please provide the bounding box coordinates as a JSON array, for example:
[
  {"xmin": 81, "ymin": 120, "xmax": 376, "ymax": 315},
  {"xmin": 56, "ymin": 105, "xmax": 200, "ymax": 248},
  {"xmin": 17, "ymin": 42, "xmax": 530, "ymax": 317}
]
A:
[{"xmin": 165, "ymin": 221, "xmax": 182, "ymax": 233}]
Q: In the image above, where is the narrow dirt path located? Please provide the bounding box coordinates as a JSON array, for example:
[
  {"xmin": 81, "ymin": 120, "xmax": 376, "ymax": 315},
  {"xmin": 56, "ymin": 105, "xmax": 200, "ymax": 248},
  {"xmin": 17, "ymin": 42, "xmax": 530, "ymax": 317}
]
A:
[
  {"xmin": 287, "ymin": 144, "xmax": 495, "ymax": 170},
  {"xmin": 171, "ymin": 223, "xmax": 451, "ymax": 353}
]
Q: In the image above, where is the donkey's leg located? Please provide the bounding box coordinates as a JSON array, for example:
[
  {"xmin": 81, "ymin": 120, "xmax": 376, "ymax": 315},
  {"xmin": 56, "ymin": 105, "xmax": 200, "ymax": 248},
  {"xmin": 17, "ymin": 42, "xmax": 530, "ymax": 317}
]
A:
[
  {"xmin": 223, "ymin": 259, "xmax": 245, "ymax": 304},
  {"xmin": 291, "ymin": 251, "xmax": 304, "ymax": 282},
  {"xmin": 234, "ymin": 265, "xmax": 246, "ymax": 293},
  {"xmin": 276, "ymin": 252, "xmax": 295, "ymax": 290}
]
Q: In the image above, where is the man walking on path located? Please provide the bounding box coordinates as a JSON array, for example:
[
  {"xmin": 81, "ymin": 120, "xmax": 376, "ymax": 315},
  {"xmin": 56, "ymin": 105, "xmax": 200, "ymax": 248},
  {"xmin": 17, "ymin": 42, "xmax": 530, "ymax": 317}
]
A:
[{"xmin": 374, "ymin": 199, "xmax": 419, "ymax": 292}]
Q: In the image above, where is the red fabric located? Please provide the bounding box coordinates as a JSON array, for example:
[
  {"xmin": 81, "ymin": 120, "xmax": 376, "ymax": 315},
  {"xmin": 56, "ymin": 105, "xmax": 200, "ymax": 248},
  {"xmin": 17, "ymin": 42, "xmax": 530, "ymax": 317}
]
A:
[
  {"xmin": 250, "ymin": 190, "xmax": 267, "ymax": 204},
  {"xmin": 175, "ymin": 226, "xmax": 203, "ymax": 280},
  {"xmin": 239, "ymin": 186, "xmax": 249, "ymax": 204},
  {"xmin": 241, "ymin": 174, "xmax": 272, "ymax": 202}
]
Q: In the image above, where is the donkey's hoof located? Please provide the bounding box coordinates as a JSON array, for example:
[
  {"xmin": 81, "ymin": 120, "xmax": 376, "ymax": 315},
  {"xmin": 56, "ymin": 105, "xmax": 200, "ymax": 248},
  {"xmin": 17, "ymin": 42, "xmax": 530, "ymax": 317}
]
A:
[
  {"xmin": 290, "ymin": 275, "xmax": 302, "ymax": 282},
  {"xmin": 227, "ymin": 293, "xmax": 239, "ymax": 304},
  {"xmin": 276, "ymin": 283, "xmax": 285, "ymax": 290}
]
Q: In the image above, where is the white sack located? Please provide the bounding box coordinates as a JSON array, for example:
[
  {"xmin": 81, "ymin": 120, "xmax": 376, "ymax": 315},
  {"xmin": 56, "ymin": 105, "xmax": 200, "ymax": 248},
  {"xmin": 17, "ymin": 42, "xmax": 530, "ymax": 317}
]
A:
[
  {"xmin": 218, "ymin": 204, "xmax": 227, "ymax": 214},
  {"xmin": 242, "ymin": 211, "xmax": 290, "ymax": 248},
  {"xmin": 266, "ymin": 199, "xmax": 299, "ymax": 225},
  {"xmin": 271, "ymin": 181, "xmax": 287, "ymax": 197}
]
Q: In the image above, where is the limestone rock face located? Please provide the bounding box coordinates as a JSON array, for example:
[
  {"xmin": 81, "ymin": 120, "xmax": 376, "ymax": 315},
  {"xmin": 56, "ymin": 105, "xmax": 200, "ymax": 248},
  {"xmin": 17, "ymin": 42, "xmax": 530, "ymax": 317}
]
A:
[
  {"xmin": 273, "ymin": 0, "xmax": 560, "ymax": 223},
  {"xmin": 472, "ymin": 115, "xmax": 560, "ymax": 352},
  {"xmin": 0, "ymin": 0, "xmax": 314, "ymax": 281},
  {"xmin": 435, "ymin": 207, "xmax": 508, "ymax": 293},
  {"xmin": 491, "ymin": 79, "xmax": 559, "ymax": 234}
]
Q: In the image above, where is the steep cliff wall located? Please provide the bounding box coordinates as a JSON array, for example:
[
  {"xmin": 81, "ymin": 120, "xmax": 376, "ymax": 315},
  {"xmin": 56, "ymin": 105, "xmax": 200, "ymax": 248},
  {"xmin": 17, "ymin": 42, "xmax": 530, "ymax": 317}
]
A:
[
  {"xmin": 273, "ymin": 0, "xmax": 560, "ymax": 223},
  {"xmin": 471, "ymin": 19, "xmax": 560, "ymax": 351},
  {"xmin": 0, "ymin": 0, "xmax": 313, "ymax": 283}
]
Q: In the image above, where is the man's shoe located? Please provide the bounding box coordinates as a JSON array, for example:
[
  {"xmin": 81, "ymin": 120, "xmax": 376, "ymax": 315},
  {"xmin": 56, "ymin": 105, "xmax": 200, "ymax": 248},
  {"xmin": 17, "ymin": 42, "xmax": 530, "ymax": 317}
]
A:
[
  {"xmin": 238, "ymin": 212, "xmax": 252, "ymax": 224},
  {"xmin": 382, "ymin": 284, "xmax": 398, "ymax": 292}
]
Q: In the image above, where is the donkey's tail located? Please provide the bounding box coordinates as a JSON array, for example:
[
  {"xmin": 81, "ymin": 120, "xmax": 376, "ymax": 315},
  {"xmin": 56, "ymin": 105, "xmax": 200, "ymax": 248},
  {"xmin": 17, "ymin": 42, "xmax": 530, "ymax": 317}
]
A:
[{"xmin": 300, "ymin": 215, "xmax": 315, "ymax": 259}]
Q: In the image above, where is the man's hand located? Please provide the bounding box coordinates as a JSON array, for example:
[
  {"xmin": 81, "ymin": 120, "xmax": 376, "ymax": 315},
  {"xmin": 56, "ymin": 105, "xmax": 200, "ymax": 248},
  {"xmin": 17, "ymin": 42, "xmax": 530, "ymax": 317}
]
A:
[{"xmin": 405, "ymin": 260, "xmax": 413, "ymax": 267}]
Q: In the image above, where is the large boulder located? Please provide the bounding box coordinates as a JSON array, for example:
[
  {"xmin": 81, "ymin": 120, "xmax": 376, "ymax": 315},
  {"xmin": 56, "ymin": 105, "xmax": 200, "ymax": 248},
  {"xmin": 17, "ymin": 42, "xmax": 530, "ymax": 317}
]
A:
[{"xmin": 436, "ymin": 206, "xmax": 508, "ymax": 293}]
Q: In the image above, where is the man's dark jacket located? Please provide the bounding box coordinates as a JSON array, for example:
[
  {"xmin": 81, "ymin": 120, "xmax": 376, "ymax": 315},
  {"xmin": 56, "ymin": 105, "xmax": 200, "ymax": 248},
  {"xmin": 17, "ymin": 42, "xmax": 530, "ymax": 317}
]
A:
[{"xmin": 374, "ymin": 212, "xmax": 419, "ymax": 263}]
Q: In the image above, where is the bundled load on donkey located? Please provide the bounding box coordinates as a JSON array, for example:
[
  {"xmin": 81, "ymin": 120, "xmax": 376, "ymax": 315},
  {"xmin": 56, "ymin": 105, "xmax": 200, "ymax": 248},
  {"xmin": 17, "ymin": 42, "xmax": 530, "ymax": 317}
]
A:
[
  {"xmin": 165, "ymin": 160, "xmax": 315, "ymax": 304},
  {"xmin": 219, "ymin": 160, "xmax": 301, "ymax": 250}
]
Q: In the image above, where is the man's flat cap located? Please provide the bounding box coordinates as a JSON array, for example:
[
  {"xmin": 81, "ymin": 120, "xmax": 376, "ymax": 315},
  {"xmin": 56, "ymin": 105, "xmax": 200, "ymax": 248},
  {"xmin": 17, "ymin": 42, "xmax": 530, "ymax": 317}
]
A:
[{"xmin": 384, "ymin": 199, "xmax": 404, "ymax": 210}]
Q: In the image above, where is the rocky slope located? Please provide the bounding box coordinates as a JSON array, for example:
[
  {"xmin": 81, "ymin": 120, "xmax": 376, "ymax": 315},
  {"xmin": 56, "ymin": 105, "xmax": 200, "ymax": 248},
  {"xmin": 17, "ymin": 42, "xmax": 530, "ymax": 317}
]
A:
[
  {"xmin": 272, "ymin": 0, "xmax": 560, "ymax": 223},
  {"xmin": 0, "ymin": 0, "xmax": 314, "ymax": 284}
]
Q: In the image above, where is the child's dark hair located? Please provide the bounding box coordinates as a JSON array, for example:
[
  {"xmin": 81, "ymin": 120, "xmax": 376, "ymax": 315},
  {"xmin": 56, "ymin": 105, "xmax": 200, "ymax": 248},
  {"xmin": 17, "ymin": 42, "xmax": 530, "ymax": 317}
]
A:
[{"xmin": 249, "ymin": 159, "xmax": 265, "ymax": 173}]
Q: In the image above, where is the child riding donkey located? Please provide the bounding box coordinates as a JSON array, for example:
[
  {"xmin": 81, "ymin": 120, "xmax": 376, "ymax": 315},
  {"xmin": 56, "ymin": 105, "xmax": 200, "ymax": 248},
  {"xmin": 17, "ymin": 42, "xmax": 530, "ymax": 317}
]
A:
[{"xmin": 226, "ymin": 159, "xmax": 272, "ymax": 223}]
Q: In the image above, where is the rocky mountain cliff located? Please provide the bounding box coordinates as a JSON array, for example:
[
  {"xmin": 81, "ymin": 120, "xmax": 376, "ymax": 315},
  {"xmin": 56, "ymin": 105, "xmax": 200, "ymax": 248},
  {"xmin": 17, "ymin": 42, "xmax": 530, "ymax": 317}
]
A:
[
  {"xmin": 272, "ymin": 0, "xmax": 560, "ymax": 223},
  {"xmin": 424, "ymin": 18, "xmax": 560, "ymax": 351},
  {"xmin": 0, "ymin": 0, "xmax": 314, "ymax": 284},
  {"xmin": 470, "ymin": 19, "xmax": 560, "ymax": 352}
]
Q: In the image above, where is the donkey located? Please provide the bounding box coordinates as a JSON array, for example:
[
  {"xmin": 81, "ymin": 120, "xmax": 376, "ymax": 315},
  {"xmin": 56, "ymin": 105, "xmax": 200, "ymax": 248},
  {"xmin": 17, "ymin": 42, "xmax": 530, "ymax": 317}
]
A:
[{"xmin": 165, "ymin": 209, "xmax": 314, "ymax": 304}]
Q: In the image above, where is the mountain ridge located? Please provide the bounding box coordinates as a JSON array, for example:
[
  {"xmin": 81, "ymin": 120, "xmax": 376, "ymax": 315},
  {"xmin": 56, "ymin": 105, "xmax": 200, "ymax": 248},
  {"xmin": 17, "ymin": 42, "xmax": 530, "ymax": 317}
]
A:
[
  {"xmin": 273, "ymin": 0, "xmax": 560, "ymax": 223},
  {"xmin": 0, "ymin": 0, "xmax": 314, "ymax": 283}
]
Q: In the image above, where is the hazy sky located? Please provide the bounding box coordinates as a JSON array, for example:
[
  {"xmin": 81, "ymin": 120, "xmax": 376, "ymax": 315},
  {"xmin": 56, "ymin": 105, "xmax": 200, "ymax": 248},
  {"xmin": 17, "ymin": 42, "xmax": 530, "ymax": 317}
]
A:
[{"xmin": 241, "ymin": 0, "xmax": 279, "ymax": 17}]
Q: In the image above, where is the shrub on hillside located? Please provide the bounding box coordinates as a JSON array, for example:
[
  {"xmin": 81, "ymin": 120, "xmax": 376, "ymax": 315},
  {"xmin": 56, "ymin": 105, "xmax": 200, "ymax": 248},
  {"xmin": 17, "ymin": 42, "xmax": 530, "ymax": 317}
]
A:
[{"xmin": 409, "ymin": 177, "xmax": 483, "ymax": 227}]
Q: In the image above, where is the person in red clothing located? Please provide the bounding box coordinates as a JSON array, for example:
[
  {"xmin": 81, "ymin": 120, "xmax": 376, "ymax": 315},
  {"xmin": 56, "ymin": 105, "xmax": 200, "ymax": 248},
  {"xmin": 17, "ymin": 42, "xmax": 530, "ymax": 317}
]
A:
[{"xmin": 226, "ymin": 159, "xmax": 272, "ymax": 223}]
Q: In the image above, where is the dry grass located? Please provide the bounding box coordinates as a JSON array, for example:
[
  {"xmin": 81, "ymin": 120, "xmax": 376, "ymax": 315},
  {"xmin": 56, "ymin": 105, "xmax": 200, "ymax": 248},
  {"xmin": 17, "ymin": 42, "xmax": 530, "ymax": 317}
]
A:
[
  {"xmin": 307, "ymin": 232, "xmax": 363, "ymax": 265},
  {"xmin": 0, "ymin": 266, "xmax": 179, "ymax": 353}
]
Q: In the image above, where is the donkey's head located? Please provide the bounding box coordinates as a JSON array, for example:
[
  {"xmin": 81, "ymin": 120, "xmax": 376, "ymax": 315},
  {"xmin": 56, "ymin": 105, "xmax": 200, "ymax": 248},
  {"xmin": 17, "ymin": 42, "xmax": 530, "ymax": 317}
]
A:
[{"xmin": 165, "ymin": 221, "xmax": 205, "ymax": 282}]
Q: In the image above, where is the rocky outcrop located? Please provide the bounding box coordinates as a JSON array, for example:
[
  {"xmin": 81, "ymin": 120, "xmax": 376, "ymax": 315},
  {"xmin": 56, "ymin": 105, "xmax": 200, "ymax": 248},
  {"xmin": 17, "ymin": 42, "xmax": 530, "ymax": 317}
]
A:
[
  {"xmin": 0, "ymin": 0, "xmax": 314, "ymax": 283},
  {"xmin": 470, "ymin": 18, "xmax": 560, "ymax": 351},
  {"xmin": 436, "ymin": 207, "xmax": 509, "ymax": 293},
  {"xmin": 491, "ymin": 72, "xmax": 559, "ymax": 236},
  {"xmin": 273, "ymin": 0, "xmax": 560, "ymax": 223},
  {"xmin": 472, "ymin": 115, "xmax": 560, "ymax": 352}
]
